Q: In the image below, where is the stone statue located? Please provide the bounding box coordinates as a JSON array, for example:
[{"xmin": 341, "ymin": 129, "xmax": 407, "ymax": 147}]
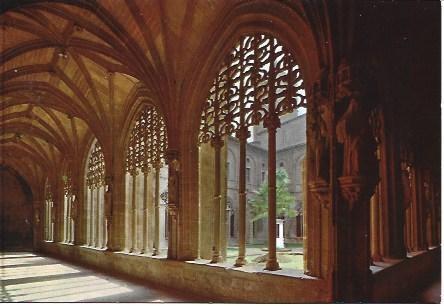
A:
[
  {"xmin": 309, "ymin": 79, "xmax": 330, "ymax": 182},
  {"xmin": 336, "ymin": 96, "xmax": 377, "ymax": 177}
]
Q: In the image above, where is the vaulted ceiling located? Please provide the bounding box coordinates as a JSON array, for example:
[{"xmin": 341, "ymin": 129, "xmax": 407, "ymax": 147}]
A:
[{"xmin": 1, "ymin": 0, "xmax": 275, "ymax": 187}]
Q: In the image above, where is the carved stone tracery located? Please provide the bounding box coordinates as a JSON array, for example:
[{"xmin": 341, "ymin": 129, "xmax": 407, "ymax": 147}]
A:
[
  {"xmin": 199, "ymin": 34, "xmax": 306, "ymax": 143},
  {"xmin": 126, "ymin": 105, "xmax": 168, "ymax": 173},
  {"xmin": 86, "ymin": 142, "xmax": 105, "ymax": 189}
]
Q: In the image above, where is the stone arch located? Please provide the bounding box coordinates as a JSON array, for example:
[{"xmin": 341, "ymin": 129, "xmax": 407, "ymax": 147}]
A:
[{"xmin": 177, "ymin": 2, "xmax": 325, "ymax": 260}]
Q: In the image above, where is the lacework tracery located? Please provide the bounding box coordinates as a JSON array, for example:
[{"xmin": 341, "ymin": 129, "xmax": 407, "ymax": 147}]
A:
[
  {"xmin": 199, "ymin": 34, "xmax": 306, "ymax": 143},
  {"xmin": 126, "ymin": 105, "xmax": 168, "ymax": 173},
  {"xmin": 86, "ymin": 141, "xmax": 105, "ymax": 188}
]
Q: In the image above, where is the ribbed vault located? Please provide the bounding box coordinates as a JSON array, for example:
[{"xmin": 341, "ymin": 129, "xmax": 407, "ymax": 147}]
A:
[{"xmin": 1, "ymin": 0, "xmax": 326, "ymax": 191}]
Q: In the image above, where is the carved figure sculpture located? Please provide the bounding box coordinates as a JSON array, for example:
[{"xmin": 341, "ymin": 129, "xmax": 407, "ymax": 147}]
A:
[{"xmin": 336, "ymin": 96, "xmax": 376, "ymax": 177}]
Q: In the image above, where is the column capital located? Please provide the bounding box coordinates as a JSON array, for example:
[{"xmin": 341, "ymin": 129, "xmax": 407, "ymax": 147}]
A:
[
  {"xmin": 235, "ymin": 127, "xmax": 250, "ymax": 141},
  {"xmin": 338, "ymin": 176, "xmax": 376, "ymax": 210},
  {"xmin": 263, "ymin": 113, "xmax": 281, "ymax": 131},
  {"xmin": 210, "ymin": 135, "xmax": 224, "ymax": 149}
]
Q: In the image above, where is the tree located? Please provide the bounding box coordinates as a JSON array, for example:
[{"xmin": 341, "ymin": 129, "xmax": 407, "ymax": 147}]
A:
[{"xmin": 249, "ymin": 168, "xmax": 296, "ymax": 222}]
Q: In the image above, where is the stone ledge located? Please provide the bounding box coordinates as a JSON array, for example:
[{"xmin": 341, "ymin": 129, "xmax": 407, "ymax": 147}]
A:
[
  {"xmin": 370, "ymin": 247, "xmax": 441, "ymax": 302},
  {"xmin": 37, "ymin": 241, "xmax": 330, "ymax": 303}
]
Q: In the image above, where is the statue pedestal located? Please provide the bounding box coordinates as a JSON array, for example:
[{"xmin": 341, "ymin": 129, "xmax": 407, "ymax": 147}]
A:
[{"xmin": 276, "ymin": 219, "xmax": 285, "ymax": 249}]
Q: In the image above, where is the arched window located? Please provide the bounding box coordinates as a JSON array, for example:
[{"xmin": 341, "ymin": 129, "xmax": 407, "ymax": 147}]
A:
[
  {"xmin": 62, "ymin": 172, "xmax": 74, "ymax": 244},
  {"xmin": 44, "ymin": 179, "xmax": 54, "ymax": 242},
  {"xmin": 85, "ymin": 140, "xmax": 106, "ymax": 249},
  {"xmin": 198, "ymin": 33, "xmax": 306, "ymax": 270},
  {"xmin": 125, "ymin": 105, "xmax": 168, "ymax": 255}
]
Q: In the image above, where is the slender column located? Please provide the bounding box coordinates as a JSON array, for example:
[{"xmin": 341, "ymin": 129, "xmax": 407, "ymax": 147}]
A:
[
  {"xmin": 95, "ymin": 187, "xmax": 100, "ymax": 248},
  {"xmin": 63, "ymin": 196, "xmax": 67, "ymax": 242},
  {"xmin": 100, "ymin": 187, "xmax": 106, "ymax": 249},
  {"xmin": 153, "ymin": 166, "xmax": 161, "ymax": 255},
  {"xmin": 264, "ymin": 113, "xmax": 281, "ymax": 271},
  {"xmin": 410, "ymin": 167, "xmax": 420, "ymax": 251},
  {"xmin": 49, "ymin": 202, "xmax": 53, "ymax": 241},
  {"xmin": 430, "ymin": 181, "xmax": 438, "ymax": 246},
  {"xmin": 370, "ymin": 186, "xmax": 382, "ymax": 262},
  {"xmin": 235, "ymin": 127, "xmax": 248, "ymax": 266},
  {"xmin": 210, "ymin": 136, "xmax": 223, "ymax": 263},
  {"xmin": 87, "ymin": 188, "xmax": 91, "ymax": 246},
  {"xmin": 44, "ymin": 201, "xmax": 48, "ymax": 240},
  {"xmin": 141, "ymin": 167, "xmax": 149, "ymax": 254},
  {"xmin": 69, "ymin": 196, "xmax": 73, "ymax": 243},
  {"xmin": 130, "ymin": 172, "xmax": 137, "ymax": 252},
  {"xmin": 66, "ymin": 196, "xmax": 70, "ymax": 243},
  {"xmin": 69, "ymin": 195, "xmax": 74, "ymax": 244},
  {"xmin": 89, "ymin": 188, "xmax": 94, "ymax": 246}
]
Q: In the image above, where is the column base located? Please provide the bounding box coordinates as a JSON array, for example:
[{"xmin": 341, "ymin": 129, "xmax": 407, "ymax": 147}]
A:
[
  {"xmin": 210, "ymin": 254, "xmax": 223, "ymax": 263},
  {"xmin": 152, "ymin": 249, "xmax": 159, "ymax": 256},
  {"xmin": 234, "ymin": 257, "xmax": 247, "ymax": 267},
  {"xmin": 265, "ymin": 259, "xmax": 281, "ymax": 271}
]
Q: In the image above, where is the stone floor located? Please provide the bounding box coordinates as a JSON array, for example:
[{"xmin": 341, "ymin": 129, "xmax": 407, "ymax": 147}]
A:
[
  {"xmin": 1, "ymin": 251, "xmax": 440, "ymax": 303},
  {"xmin": 0, "ymin": 251, "xmax": 208, "ymax": 302}
]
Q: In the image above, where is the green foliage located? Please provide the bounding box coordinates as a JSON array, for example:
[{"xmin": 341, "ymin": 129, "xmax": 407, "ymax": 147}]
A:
[{"xmin": 249, "ymin": 168, "xmax": 296, "ymax": 222}]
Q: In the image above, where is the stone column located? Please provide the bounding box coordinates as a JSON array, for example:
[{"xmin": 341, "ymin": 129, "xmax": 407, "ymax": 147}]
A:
[
  {"xmin": 210, "ymin": 136, "xmax": 223, "ymax": 263},
  {"xmin": 264, "ymin": 113, "xmax": 280, "ymax": 271},
  {"xmin": 95, "ymin": 187, "xmax": 100, "ymax": 248},
  {"xmin": 334, "ymin": 62, "xmax": 378, "ymax": 301},
  {"xmin": 430, "ymin": 181, "xmax": 439, "ymax": 247},
  {"xmin": 88, "ymin": 188, "xmax": 93, "ymax": 246},
  {"xmin": 413, "ymin": 167, "xmax": 427, "ymax": 251},
  {"xmin": 370, "ymin": 185, "xmax": 382, "ymax": 262},
  {"xmin": 337, "ymin": 176, "xmax": 375, "ymax": 302},
  {"xmin": 235, "ymin": 127, "xmax": 248, "ymax": 266},
  {"xmin": 63, "ymin": 196, "xmax": 68, "ymax": 242},
  {"xmin": 71, "ymin": 190, "xmax": 79, "ymax": 245},
  {"xmin": 104, "ymin": 176, "xmax": 113, "ymax": 251},
  {"xmin": 130, "ymin": 171, "xmax": 137, "ymax": 252},
  {"xmin": 153, "ymin": 166, "xmax": 161, "ymax": 255},
  {"xmin": 141, "ymin": 167, "xmax": 149, "ymax": 254},
  {"xmin": 166, "ymin": 150, "xmax": 180, "ymax": 259}
]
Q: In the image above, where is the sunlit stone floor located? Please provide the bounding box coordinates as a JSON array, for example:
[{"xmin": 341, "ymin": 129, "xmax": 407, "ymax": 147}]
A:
[{"xmin": 0, "ymin": 251, "xmax": 207, "ymax": 302}]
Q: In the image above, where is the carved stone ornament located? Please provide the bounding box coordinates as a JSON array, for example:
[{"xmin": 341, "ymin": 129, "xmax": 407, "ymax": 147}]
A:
[
  {"xmin": 126, "ymin": 105, "xmax": 167, "ymax": 174},
  {"xmin": 338, "ymin": 176, "xmax": 375, "ymax": 210},
  {"xmin": 308, "ymin": 179, "xmax": 330, "ymax": 209},
  {"xmin": 198, "ymin": 33, "xmax": 306, "ymax": 145}
]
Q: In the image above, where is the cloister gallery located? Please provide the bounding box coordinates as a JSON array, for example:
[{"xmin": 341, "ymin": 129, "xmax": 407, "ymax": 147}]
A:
[{"xmin": 0, "ymin": 0, "xmax": 440, "ymax": 303}]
